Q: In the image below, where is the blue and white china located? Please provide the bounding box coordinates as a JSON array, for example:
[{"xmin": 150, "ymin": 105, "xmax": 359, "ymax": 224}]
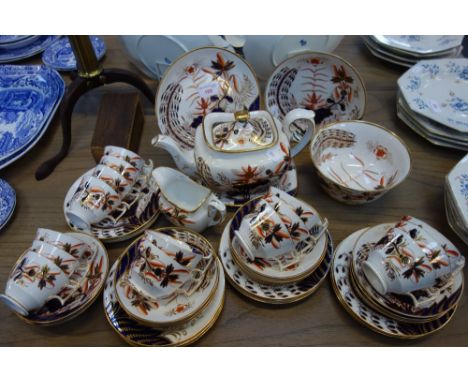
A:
[
  {"xmin": 0, "ymin": 36, "xmax": 30, "ymax": 44},
  {"xmin": 398, "ymin": 58, "xmax": 468, "ymax": 133},
  {"xmin": 446, "ymin": 155, "xmax": 468, "ymax": 244},
  {"xmin": 331, "ymin": 229, "xmax": 458, "ymax": 339},
  {"xmin": 371, "ymin": 35, "xmax": 464, "ymax": 56},
  {"xmin": 0, "ymin": 178, "xmax": 15, "ymax": 229},
  {"xmin": 0, "ymin": 65, "xmax": 65, "ymax": 168},
  {"xmin": 42, "ymin": 36, "xmax": 106, "ymax": 71},
  {"xmin": 0, "ymin": 35, "xmax": 60, "ymax": 63},
  {"xmin": 0, "ymin": 35, "xmax": 39, "ymax": 50}
]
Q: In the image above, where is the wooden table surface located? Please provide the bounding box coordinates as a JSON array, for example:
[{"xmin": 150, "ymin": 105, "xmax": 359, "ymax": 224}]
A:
[{"xmin": 0, "ymin": 36, "xmax": 467, "ymax": 346}]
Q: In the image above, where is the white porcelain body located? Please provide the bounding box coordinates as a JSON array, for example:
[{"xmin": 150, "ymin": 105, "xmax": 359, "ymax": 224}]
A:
[
  {"xmin": 102, "ymin": 145, "xmax": 144, "ymax": 171},
  {"xmin": 152, "ymin": 167, "xmax": 226, "ymax": 232},
  {"xmin": 92, "ymin": 164, "xmax": 132, "ymax": 197},
  {"xmin": 35, "ymin": 228, "xmax": 92, "ymax": 259},
  {"xmin": 30, "ymin": 240, "xmax": 80, "ymax": 276},
  {"xmin": 99, "ymin": 155, "xmax": 141, "ymax": 185},
  {"xmin": 447, "ymin": 154, "xmax": 468, "ymax": 227},
  {"xmin": 152, "ymin": 109, "xmax": 315, "ymax": 193}
]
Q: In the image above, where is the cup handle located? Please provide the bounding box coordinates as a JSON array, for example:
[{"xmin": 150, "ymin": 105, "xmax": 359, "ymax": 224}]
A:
[
  {"xmin": 282, "ymin": 109, "xmax": 316, "ymax": 157},
  {"xmin": 207, "ymin": 198, "xmax": 226, "ymax": 227}
]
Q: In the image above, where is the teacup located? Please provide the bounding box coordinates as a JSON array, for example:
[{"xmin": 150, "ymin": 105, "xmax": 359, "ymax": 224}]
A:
[
  {"xmin": 92, "ymin": 164, "xmax": 132, "ymax": 197},
  {"xmin": 233, "ymin": 199, "xmax": 295, "ymax": 264},
  {"xmin": 102, "ymin": 145, "xmax": 144, "ymax": 171},
  {"xmin": 100, "ymin": 155, "xmax": 141, "ymax": 185},
  {"xmin": 66, "ymin": 176, "xmax": 126, "ymax": 230},
  {"xmin": 35, "ymin": 228, "xmax": 93, "ymax": 260},
  {"xmin": 30, "ymin": 240, "xmax": 80, "ymax": 276},
  {"xmin": 152, "ymin": 167, "xmax": 226, "ymax": 232},
  {"xmin": 362, "ymin": 227, "xmax": 465, "ymax": 295},
  {"xmin": 0, "ymin": 251, "xmax": 70, "ymax": 315}
]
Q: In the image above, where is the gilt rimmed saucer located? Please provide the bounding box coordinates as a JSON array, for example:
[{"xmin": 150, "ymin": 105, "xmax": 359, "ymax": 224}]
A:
[
  {"xmin": 114, "ymin": 230, "xmax": 219, "ymax": 327},
  {"xmin": 0, "ymin": 35, "xmax": 61, "ymax": 63},
  {"xmin": 0, "ymin": 178, "xmax": 16, "ymax": 230},
  {"xmin": 331, "ymin": 229, "xmax": 457, "ymax": 339},
  {"xmin": 63, "ymin": 168, "xmax": 160, "ymax": 243},
  {"xmin": 352, "ymin": 222, "xmax": 463, "ymax": 322},
  {"xmin": 103, "ymin": 240, "xmax": 225, "ymax": 346},
  {"xmin": 42, "ymin": 36, "xmax": 106, "ymax": 71},
  {"xmin": 15, "ymin": 232, "xmax": 109, "ymax": 325},
  {"xmin": 219, "ymin": 219, "xmax": 333, "ymax": 304},
  {"xmin": 229, "ymin": 195, "xmax": 327, "ymax": 284}
]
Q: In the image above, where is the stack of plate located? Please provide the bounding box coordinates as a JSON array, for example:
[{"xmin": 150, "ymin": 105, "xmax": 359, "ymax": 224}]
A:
[
  {"xmin": 0, "ymin": 35, "xmax": 60, "ymax": 63},
  {"xmin": 363, "ymin": 35, "xmax": 464, "ymax": 68},
  {"xmin": 0, "ymin": 65, "xmax": 65, "ymax": 169},
  {"xmin": 331, "ymin": 216, "xmax": 464, "ymax": 339},
  {"xmin": 396, "ymin": 58, "xmax": 468, "ymax": 151},
  {"xmin": 445, "ymin": 154, "xmax": 468, "ymax": 245}
]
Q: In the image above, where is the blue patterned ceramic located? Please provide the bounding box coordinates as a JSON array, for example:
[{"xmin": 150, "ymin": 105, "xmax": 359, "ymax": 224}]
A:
[
  {"xmin": 0, "ymin": 178, "xmax": 15, "ymax": 229},
  {"xmin": 0, "ymin": 36, "xmax": 40, "ymax": 50},
  {"xmin": 0, "ymin": 35, "xmax": 60, "ymax": 63},
  {"xmin": 0, "ymin": 65, "xmax": 65, "ymax": 169},
  {"xmin": 0, "ymin": 36, "xmax": 28, "ymax": 44},
  {"xmin": 42, "ymin": 36, "xmax": 106, "ymax": 71}
]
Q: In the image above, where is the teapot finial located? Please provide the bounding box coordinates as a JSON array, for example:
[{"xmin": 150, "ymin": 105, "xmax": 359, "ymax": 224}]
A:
[{"xmin": 234, "ymin": 110, "xmax": 250, "ymax": 122}]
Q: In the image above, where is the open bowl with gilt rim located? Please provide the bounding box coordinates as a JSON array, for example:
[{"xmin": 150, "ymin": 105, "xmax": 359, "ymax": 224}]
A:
[{"xmin": 309, "ymin": 120, "xmax": 411, "ymax": 204}]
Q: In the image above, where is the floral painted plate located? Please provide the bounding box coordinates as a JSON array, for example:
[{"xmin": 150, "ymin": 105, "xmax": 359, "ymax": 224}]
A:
[
  {"xmin": 0, "ymin": 178, "xmax": 15, "ymax": 230},
  {"xmin": 229, "ymin": 195, "xmax": 327, "ymax": 284},
  {"xmin": 155, "ymin": 47, "xmax": 260, "ymax": 150},
  {"xmin": 114, "ymin": 230, "xmax": 219, "ymax": 327},
  {"xmin": 352, "ymin": 221, "xmax": 463, "ymax": 321},
  {"xmin": 265, "ymin": 52, "xmax": 366, "ymax": 141},
  {"xmin": 103, "ymin": 242, "xmax": 225, "ymax": 346},
  {"xmin": 0, "ymin": 35, "xmax": 60, "ymax": 63},
  {"xmin": 331, "ymin": 229, "xmax": 457, "ymax": 339},
  {"xmin": 372, "ymin": 36, "xmax": 464, "ymax": 56},
  {"xmin": 17, "ymin": 232, "xmax": 109, "ymax": 325},
  {"xmin": 219, "ymin": 219, "xmax": 333, "ymax": 304},
  {"xmin": 63, "ymin": 168, "xmax": 160, "ymax": 243},
  {"xmin": 447, "ymin": 154, "xmax": 468, "ymax": 228},
  {"xmin": 42, "ymin": 36, "xmax": 106, "ymax": 71},
  {"xmin": 398, "ymin": 58, "xmax": 468, "ymax": 132}
]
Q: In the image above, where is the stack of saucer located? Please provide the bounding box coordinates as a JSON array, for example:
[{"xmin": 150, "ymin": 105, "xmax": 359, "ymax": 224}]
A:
[
  {"xmin": 219, "ymin": 186, "xmax": 333, "ymax": 304},
  {"xmin": 331, "ymin": 216, "xmax": 465, "ymax": 339},
  {"xmin": 363, "ymin": 35, "xmax": 464, "ymax": 68},
  {"xmin": 445, "ymin": 154, "xmax": 468, "ymax": 245},
  {"xmin": 63, "ymin": 146, "xmax": 160, "ymax": 243},
  {"xmin": 0, "ymin": 228, "xmax": 108, "ymax": 325},
  {"xmin": 104, "ymin": 228, "xmax": 224, "ymax": 346},
  {"xmin": 397, "ymin": 58, "xmax": 468, "ymax": 150},
  {"xmin": 0, "ymin": 35, "xmax": 60, "ymax": 63}
]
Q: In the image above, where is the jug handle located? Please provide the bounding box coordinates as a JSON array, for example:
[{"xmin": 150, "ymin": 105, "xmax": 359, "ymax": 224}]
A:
[
  {"xmin": 207, "ymin": 198, "xmax": 227, "ymax": 226},
  {"xmin": 282, "ymin": 109, "xmax": 316, "ymax": 158}
]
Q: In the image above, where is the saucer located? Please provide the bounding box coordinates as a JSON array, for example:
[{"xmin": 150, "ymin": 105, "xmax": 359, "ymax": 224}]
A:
[
  {"xmin": 229, "ymin": 196, "xmax": 327, "ymax": 284},
  {"xmin": 0, "ymin": 35, "xmax": 60, "ymax": 63},
  {"xmin": 216, "ymin": 161, "xmax": 298, "ymax": 207},
  {"xmin": 15, "ymin": 232, "xmax": 109, "ymax": 325},
  {"xmin": 114, "ymin": 229, "xmax": 219, "ymax": 327},
  {"xmin": 64, "ymin": 168, "xmax": 160, "ymax": 243},
  {"xmin": 103, "ymin": 242, "xmax": 225, "ymax": 346},
  {"xmin": 42, "ymin": 36, "xmax": 106, "ymax": 71},
  {"xmin": 372, "ymin": 36, "xmax": 464, "ymax": 56},
  {"xmin": 352, "ymin": 222, "xmax": 463, "ymax": 321},
  {"xmin": 219, "ymin": 219, "xmax": 333, "ymax": 304},
  {"xmin": 331, "ymin": 229, "xmax": 457, "ymax": 339},
  {"xmin": 155, "ymin": 46, "xmax": 260, "ymax": 150},
  {"xmin": 0, "ymin": 178, "xmax": 16, "ymax": 230}
]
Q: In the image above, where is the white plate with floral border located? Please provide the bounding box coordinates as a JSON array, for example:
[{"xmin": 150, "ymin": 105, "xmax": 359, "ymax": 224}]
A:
[
  {"xmin": 372, "ymin": 36, "xmax": 464, "ymax": 56},
  {"xmin": 398, "ymin": 58, "xmax": 468, "ymax": 133},
  {"xmin": 445, "ymin": 189, "xmax": 468, "ymax": 246},
  {"xmin": 447, "ymin": 154, "xmax": 468, "ymax": 228},
  {"xmin": 331, "ymin": 229, "xmax": 457, "ymax": 339}
]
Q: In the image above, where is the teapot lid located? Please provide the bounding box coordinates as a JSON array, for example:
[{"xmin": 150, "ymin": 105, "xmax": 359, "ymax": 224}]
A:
[{"xmin": 203, "ymin": 110, "xmax": 278, "ymax": 153}]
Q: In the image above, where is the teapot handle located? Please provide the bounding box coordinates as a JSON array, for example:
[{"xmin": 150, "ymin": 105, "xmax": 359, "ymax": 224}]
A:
[{"xmin": 282, "ymin": 109, "xmax": 316, "ymax": 158}]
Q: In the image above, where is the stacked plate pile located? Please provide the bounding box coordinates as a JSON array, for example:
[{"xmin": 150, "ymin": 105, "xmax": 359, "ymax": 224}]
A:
[
  {"xmin": 397, "ymin": 58, "xmax": 468, "ymax": 150},
  {"xmin": 363, "ymin": 35, "xmax": 464, "ymax": 68},
  {"xmin": 331, "ymin": 216, "xmax": 465, "ymax": 339},
  {"xmin": 104, "ymin": 228, "xmax": 225, "ymax": 346},
  {"xmin": 0, "ymin": 35, "xmax": 60, "ymax": 63},
  {"xmin": 219, "ymin": 186, "xmax": 333, "ymax": 304},
  {"xmin": 445, "ymin": 154, "xmax": 468, "ymax": 245},
  {"xmin": 0, "ymin": 65, "xmax": 65, "ymax": 170}
]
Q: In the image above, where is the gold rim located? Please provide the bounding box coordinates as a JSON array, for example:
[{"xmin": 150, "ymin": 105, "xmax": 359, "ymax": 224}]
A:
[
  {"xmin": 103, "ymin": 257, "xmax": 225, "ymax": 347},
  {"xmin": 113, "ymin": 226, "xmax": 219, "ymax": 327},
  {"xmin": 310, "ymin": 120, "xmax": 413, "ymax": 195},
  {"xmin": 16, "ymin": 232, "xmax": 110, "ymax": 326},
  {"xmin": 155, "ymin": 45, "xmax": 261, "ymax": 138},
  {"xmin": 265, "ymin": 50, "xmax": 367, "ymax": 123},
  {"xmin": 330, "ymin": 237, "xmax": 459, "ymax": 340}
]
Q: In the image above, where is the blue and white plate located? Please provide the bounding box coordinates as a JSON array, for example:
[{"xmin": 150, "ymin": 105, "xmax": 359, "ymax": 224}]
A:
[
  {"xmin": 0, "ymin": 35, "xmax": 60, "ymax": 63},
  {"xmin": 0, "ymin": 36, "xmax": 29, "ymax": 44},
  {"xmin": 42, "ymin": 36, "xmax": 106, "ymax": 71},
  {"xmin": 0, "ymin": 178, "xmax": 15, "ymax": 229},
  {"xmin": 0, "ymin": 65, "xmax": 65, "ymax": 169},
  {"xmin": 0, "ymin": 36, "xmax": 39, "ymax": 50}
]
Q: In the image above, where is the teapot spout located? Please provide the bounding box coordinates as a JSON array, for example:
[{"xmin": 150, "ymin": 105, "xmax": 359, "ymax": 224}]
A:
[{"xmin": 151, "ymin": 134, "xmax": 198, "ymax": 178}]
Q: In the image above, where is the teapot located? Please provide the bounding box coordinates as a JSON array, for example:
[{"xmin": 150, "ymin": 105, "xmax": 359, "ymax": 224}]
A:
[{"xmin": 152, "ymin": 108, "xmax": 315, "ymax": 193}]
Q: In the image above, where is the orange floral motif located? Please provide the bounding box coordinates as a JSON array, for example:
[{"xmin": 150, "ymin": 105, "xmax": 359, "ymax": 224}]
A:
[
  {"xmin": 374, "ymin": 145, "xmax": 388, "ymax": 160},
  {"xmin": 307, "ymin": 58, "xmax": 322, "ymax": 65},
  {"xmin": 233, "ymin": 165, "xmax": 263, "ymax": 185},
  {"xmin": 301, "ymin": 92, "xmax": 327, "ymax": 110}
]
